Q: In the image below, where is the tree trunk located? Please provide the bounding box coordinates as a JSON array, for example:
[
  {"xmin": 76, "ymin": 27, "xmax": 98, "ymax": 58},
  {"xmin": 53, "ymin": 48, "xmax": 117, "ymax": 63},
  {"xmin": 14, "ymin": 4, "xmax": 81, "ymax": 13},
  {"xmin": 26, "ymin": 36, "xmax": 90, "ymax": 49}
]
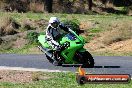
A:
[
  {"xmin": 88, "ymin": 0, "xmax": 92, "ymax": 10},
  {"xmin": 44, "ymin": 0, "xmax": 53, "ymax": 13}
]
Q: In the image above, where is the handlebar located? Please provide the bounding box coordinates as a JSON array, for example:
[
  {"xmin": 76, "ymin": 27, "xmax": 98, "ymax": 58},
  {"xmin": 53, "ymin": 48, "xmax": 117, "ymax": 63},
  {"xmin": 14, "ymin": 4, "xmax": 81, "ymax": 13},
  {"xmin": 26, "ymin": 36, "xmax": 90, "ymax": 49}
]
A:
[{"xmin": 57, "ymin": 41, "xmax": 70, "ymax": 51}]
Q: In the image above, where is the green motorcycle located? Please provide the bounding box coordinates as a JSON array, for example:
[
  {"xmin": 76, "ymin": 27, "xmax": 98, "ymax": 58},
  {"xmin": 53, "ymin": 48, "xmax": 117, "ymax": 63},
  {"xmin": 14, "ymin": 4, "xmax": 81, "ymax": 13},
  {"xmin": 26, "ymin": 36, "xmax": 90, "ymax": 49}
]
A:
[{"xmin": 38, "ymin": 29, "xmax": 94, "ymax": 67}]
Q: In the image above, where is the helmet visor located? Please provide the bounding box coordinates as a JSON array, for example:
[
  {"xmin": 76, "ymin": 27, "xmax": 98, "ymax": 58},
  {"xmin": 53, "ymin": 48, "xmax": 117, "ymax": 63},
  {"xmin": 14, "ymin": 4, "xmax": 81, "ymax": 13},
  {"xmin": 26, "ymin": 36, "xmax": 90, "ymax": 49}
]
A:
[{"xmin": 51, "ymin": 22, "xmax": 59, "ymax": 28}]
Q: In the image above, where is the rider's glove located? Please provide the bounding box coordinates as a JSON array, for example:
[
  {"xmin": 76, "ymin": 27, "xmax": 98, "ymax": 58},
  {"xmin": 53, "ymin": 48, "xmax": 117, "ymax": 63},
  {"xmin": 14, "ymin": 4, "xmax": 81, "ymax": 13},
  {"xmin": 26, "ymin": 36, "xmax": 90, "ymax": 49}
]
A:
[
  {"xmin": 55, "ymin": 42, "xmax": 70, "ymax": 51},
  {"xmin": 55, "ymin": 45, "xmax": 62, "ymax": 51}
]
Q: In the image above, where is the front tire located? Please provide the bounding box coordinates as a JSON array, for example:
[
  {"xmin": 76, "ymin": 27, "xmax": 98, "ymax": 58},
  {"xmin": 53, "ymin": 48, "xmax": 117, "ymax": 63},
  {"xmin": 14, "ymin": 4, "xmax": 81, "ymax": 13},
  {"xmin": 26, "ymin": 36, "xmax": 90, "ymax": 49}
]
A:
[{"xmin": 75, "ymin": 51, "xmax": 94, "ymax": 68}]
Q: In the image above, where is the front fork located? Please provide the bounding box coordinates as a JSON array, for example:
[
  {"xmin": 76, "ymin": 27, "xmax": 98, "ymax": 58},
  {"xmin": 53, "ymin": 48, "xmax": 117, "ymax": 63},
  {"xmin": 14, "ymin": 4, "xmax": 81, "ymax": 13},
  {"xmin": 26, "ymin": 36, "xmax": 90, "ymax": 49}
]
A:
[{"xmin": 73, "ymin": 48, "xmax": 86, "ymax": 63}]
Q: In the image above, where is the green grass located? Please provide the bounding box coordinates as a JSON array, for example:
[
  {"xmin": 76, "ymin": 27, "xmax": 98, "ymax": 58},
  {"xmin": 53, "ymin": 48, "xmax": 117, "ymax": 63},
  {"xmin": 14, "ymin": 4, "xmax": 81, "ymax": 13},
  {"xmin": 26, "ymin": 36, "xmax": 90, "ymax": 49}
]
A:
[
  {"xmin": 88, "ymin": 28, "xmax": 102, "ymax": 33},
  {"xmin": 91, "ymin": 51, "xmax": 132, "ymax": 56},
  {"xmin": 85, "ymin": 33, "xmax": 96, "ymax": 42},
  {"xmin": 0, "ymin": 44, "xmax": 36, "ymax": 54},
  {"xmin": 0, "ymin": 12, "xmax": 132, "ymax": 55},
  {"xmin": 85, "ymin": 28, "xmax": 102, "ymax": 42},
  {"xmin": 1, "ymin": 12, "xmax": 132, "ymax": 23},
  {"xmin": 0, "ymin": 72, "xmax": 131, "ymax": 88},
  {"xmin": 1, "ymin": 12, "xmax": 132, "ymax": 33}
]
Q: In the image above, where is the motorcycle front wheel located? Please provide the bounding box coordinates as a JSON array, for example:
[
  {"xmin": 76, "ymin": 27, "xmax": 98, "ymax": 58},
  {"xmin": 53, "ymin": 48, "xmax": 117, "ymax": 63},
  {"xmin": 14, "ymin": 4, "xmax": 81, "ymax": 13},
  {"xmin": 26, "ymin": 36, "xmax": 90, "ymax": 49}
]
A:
[{"xmin": 75, "ymin": 51, "xmax": 94, "ymax": 68}]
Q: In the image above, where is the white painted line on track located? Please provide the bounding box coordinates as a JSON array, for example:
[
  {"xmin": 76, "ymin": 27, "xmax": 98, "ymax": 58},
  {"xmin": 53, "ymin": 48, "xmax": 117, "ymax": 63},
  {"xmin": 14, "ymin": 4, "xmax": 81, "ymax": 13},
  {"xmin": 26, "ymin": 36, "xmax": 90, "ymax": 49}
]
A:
[{"xmin": 0, "ymin": 66, "xmax": 68, "ymax": 72}]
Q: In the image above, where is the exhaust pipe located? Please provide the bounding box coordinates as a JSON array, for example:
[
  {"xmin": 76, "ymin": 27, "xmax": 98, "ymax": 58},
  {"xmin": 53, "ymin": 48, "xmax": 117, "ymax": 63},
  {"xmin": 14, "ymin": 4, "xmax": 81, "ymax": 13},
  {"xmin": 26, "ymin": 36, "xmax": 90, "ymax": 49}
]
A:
[{"xmin": 38, "ymin": 46, "xmax": 53, "ymax": 58}]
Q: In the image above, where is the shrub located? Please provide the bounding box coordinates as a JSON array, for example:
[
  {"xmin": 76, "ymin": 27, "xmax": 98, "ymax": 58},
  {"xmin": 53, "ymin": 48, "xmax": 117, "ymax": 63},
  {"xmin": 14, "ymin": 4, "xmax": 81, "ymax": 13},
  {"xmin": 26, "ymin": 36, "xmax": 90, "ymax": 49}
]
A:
[
  {"xmin": 0, "ymin": 16, "xmax": 18, "ymax": 36},
  {"xmin": 127, "ymin": 6, "xmax": 132, "ymax": 15},
  {"xmin": 4, "ymin": 0, "xmax": 28, "ymax": 12},
  {"xmin": 62, "ymin": 19, "xmax": 80, "ymax": 33},
  {"xmin": 26, "ymin": 31, "xmax": 39, "ymax": 44},
  {"xmin": 0, "ymin": 38, "xmax": 3, "ymax": 44},
  {"xmin": 21, "ymin": 19, "xmax": 36, "ymax": 31},
  {"xmin": 0, "ymin": 41, "xmax": 13, "ymax": 50}
]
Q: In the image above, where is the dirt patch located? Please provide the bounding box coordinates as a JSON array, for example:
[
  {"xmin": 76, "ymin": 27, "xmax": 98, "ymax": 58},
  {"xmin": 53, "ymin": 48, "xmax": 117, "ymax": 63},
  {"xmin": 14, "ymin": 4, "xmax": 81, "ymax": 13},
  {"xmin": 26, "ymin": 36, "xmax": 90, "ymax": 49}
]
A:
[
  {"xmin": 12, "ymin": 38, "xmax": 27, "ymax": 49},
  {"xmin": 108, "ymin": 39, "xmax": 132, "ymax": 52},
  {"xmin": 100, "ymin": 20, "xmax": 132, "ymax": 45},
  {"xmin": 84, "ymin": 20, "xmax": 132, "ymax": 54},
  {"xmin": 0, "ymin": 32, "xmax": 27, "ymax": 50},
  {"xmin": 21, "ymin": 19, "xmax": 48, "ymax": 31},
  {"xmin": 79, "ymin": 21, "xmax": 95, "ymax": 30},
  {"xmin": 0, "ymin": 18, "xmax": 47, "ymax": 51},
  {"xmin": 12, "ymin": 32, "xmax": 28, "ymax": 49},
  {"xmin": 85, "ymin": 39, "xmax": 132, "ymax": 53},
  {"xmin": 0, "ymin": 70, "xmax": 33, "ymax": 83},
  {"xmin": 84, "ymin": 39, "xmax": 105, "ymax": 51},
  {"xmin": 0, "ymin": 70, "xmax": 52, "ymax": 83}
]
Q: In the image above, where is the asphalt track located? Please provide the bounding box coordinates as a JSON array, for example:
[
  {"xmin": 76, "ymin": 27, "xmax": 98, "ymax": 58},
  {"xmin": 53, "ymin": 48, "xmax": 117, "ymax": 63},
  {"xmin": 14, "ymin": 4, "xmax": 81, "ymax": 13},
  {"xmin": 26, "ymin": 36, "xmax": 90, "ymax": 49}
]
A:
[{"xmin": 0, "ymin": 54, "xmax": 132, "ymax": 75}]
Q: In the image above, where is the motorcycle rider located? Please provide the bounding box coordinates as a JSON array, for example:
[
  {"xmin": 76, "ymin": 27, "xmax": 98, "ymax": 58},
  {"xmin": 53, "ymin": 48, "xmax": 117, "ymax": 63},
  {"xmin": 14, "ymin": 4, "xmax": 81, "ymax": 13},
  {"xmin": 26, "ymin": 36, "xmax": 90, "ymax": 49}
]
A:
[{"xmin": 45, "ymin": 17, "xmax": 72, "ymax": 65}]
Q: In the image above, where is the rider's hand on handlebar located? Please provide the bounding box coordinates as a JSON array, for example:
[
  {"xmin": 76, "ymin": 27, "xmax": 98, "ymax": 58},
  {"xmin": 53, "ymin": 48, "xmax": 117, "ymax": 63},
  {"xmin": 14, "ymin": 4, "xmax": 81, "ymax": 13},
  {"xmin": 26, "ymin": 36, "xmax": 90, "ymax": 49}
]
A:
[
  {"xmin": 63, "ymin": 42, "xmax": 70, "ymax": 47},
  {"xmin": 56, "ymin": 42, "xmax": 70, "ymax": 51}
]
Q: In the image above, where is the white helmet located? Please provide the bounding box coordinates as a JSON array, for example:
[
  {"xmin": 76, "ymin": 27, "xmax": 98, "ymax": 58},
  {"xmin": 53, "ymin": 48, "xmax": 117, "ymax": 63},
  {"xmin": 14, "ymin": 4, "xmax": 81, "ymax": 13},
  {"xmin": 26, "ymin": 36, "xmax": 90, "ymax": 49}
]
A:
[{"xmin": 49, "ymin": 17, "xmax": 60, "ymax": 24}]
